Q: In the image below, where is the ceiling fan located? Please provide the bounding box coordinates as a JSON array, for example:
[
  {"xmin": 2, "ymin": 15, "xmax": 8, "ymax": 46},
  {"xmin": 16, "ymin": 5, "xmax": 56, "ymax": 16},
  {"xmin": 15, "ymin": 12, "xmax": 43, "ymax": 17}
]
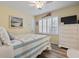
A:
[{"xmin": 27, "ymin": 1, "xmax": 52, "ymax": 9}]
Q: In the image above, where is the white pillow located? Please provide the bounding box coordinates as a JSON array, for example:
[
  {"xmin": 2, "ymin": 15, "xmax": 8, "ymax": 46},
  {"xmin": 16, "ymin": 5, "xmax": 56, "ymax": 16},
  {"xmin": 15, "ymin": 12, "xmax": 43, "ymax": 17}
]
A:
[
  {"xmin": 8, "ymin": 32, "xmax": 17, "ymax": 40},
  {"xmin": 0, "ymin": 27, "xmax": 11, "ymax": 45}
]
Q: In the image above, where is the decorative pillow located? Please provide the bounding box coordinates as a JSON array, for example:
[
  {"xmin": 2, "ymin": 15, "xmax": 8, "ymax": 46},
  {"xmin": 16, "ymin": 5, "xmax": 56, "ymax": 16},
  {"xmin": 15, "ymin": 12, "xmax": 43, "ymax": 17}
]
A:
[
  {"xmin": 8, "ymin": 32, "xmax": 16, "ymax": 40},
  {"xmin": 0, "ymin": 27, "xmax": 11, "ymax": 45},
  {"xmin": 0, "ymin": 36, "xmax": 2, "ymax": 46}
]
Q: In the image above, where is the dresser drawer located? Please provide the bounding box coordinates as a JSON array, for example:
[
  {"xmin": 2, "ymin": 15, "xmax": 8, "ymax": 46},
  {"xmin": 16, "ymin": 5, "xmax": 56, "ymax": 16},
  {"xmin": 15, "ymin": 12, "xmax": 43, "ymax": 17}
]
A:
[{"xmin": 59, "ymin": 42, "xmax": 77, "ymax": 49}]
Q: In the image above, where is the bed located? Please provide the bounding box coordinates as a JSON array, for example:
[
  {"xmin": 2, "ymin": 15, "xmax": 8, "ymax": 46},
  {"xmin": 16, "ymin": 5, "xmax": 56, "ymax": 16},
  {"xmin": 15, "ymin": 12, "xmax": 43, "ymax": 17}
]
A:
[{"xmin": 0, "ymin": 27, "xmax": 51, "ymax": 58}]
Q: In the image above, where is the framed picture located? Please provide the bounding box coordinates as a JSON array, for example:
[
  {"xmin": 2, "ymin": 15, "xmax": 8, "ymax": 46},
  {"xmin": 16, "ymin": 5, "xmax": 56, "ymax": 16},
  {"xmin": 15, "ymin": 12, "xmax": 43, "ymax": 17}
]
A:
[{"xmin": 9, "ymin": 16, "xmax": 23, "ymax": 28}]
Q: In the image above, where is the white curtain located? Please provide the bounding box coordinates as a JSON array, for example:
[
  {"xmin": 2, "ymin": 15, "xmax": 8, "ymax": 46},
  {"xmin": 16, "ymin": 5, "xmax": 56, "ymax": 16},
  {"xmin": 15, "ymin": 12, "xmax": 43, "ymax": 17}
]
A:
[{"xmin": 32, "ymin": 19, "xmax": 35, "ymax": 32}]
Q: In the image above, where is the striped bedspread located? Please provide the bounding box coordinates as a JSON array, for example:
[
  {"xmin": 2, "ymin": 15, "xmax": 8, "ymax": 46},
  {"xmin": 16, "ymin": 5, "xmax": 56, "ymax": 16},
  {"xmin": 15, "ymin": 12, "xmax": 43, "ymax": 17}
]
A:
[{"xmin": 11, "ymin": 34, "xmax": 50, "ymax": 58}]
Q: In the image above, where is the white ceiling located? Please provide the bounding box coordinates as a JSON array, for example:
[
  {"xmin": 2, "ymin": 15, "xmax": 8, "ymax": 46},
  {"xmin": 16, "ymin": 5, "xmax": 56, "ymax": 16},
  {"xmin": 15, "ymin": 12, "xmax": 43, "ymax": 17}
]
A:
[{"xmin": 0, "ymin": 1, "xmax": 79, "ymax": 16}]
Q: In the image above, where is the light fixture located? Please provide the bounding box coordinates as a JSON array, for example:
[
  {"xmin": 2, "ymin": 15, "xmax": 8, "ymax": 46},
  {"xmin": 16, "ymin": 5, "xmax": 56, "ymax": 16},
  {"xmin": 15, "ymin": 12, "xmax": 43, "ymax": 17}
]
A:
[
  {"xmin": 28, "ymin": 1, "xmax": 46, "ymax": 9},
  {"xmin": 33, "ymin": 1, "xmax": 46, "ymax": 9}
]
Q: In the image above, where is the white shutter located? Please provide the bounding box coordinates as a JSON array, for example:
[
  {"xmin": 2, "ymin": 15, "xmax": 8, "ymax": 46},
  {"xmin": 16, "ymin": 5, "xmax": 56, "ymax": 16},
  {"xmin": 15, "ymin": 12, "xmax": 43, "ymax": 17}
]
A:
[
  {"xmin": 38, "ymin": 16, "xmax": 59, "ymax": 35},
  {"xmin": 39, "ymin": 20, "xmax": 42, "ymax": 33},
  {"xmin": 42, "ymin": 19, "xmax": 47, "ymax": 33},
  {"xmin": 51, "ymin": 17, "xmax": 59, "ymax": 35},
  {"xmin": 47, "ymin": 17, "xmax": 51, "ymax": 34}
]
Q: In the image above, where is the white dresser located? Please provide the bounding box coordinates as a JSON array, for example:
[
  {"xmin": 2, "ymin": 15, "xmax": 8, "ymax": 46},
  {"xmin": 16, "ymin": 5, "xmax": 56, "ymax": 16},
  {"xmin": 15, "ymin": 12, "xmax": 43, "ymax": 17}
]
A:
[{"xmin": 59, "ymin": 23, "xmax": 79, "ymax": 49}]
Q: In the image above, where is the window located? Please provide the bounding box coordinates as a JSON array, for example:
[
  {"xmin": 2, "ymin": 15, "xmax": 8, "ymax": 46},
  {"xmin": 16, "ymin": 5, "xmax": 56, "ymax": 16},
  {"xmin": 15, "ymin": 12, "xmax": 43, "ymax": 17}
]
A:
[
  {"xmin": 39, "ymin": 16, "xmax": 59, "ymax": 35},
  {"xmin": 51, "ymin": 17, "xmax": 59, "ymax": 34}
]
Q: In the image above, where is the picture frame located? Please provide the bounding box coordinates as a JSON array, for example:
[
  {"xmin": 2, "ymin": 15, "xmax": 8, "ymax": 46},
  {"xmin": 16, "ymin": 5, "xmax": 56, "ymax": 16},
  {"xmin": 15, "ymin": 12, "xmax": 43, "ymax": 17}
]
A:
[{"xmin": 9, "ymin": 16, "xmax": 23, "ymax": 28}]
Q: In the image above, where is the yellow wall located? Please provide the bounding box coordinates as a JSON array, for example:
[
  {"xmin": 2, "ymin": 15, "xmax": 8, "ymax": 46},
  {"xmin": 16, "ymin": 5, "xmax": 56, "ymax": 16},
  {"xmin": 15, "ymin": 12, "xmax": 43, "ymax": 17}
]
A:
[
  {"xmin": 0, "ymin": 5, "xmax": 34, "ymax": 35},
  {"xmin": 51, "ymin": 5, "xmax": 79, "ymax": 19},
  {"xmin": 35, "ymin": 5, "xmax": 79, "ymax": 44}
]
